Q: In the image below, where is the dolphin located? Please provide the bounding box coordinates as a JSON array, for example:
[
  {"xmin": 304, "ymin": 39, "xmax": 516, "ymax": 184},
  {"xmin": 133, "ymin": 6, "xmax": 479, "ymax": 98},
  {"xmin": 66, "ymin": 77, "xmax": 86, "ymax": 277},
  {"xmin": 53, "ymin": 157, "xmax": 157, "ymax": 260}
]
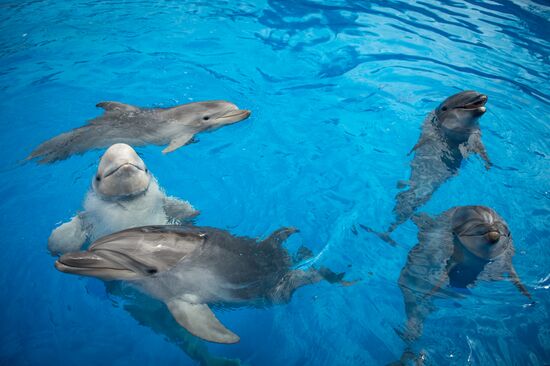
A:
[
  {"xmin": 48, "ymin": 143, "xmax": 198, "ymax": 255},
  {"xmin": 49, "ymin": 144, "xmax": 239, "ymax": 365},
  {"xmin": 364, "ymin": 91, "xmax": 491, "ymax": 240},
  {"xmin": 55, "ymin": 225, "xmax": 353, "ymax": 344},
  {"xmin": 28, "ymin": 100, "xmax": 251, "ymax": 163},
  {"xmin": 397, "ymin": 206, "xmax": 531, "ymax": 343}
]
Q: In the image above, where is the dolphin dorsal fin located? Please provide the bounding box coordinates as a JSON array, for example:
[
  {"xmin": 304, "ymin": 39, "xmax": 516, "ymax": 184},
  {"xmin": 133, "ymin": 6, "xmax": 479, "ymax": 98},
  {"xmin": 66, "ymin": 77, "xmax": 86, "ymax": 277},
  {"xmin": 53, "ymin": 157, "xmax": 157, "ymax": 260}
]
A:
[
  {"xmin": 261, "ymin": 227, "xmax": 298, "ymax": 249},
  {"xmin": 166, "ymin": 297, "xmax": 240, "ymax": 344},
  {"xmin": 96, "ymin": 101, "xmax": 140, "ymax": 113}
]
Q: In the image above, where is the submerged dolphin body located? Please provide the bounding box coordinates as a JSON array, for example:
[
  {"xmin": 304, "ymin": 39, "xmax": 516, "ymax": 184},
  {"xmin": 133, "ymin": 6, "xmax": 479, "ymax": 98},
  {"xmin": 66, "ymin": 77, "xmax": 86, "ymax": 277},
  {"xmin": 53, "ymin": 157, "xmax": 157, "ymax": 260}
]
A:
[
  {"xmin": 55, "ymin": 225, "xmax": 352, "ymax": 344},
  {"xmin": 382, "ymin": 91, "xmax": 491, "ymax": 235},
  {"xmin": 398, "ymin": 206, "xmax": 531, "ymax": 343},
  {"xmin": 28, "ymin": 100, "xmax": 251, "ymax": 163}
]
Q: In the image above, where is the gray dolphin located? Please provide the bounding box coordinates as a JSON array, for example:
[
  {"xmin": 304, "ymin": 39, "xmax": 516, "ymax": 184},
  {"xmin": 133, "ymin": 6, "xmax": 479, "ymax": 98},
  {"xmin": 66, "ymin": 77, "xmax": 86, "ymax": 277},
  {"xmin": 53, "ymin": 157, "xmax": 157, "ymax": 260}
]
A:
[
  {"xmin": 55, "ymin": 225, "xmax": 352, "ymax": 344},
  {"xmin": 397, "ymin": 206, "xmax": 531, "ymax": 343},
  {"xmin": 28, "ymin": 100, "xmax": 251, "ymax": 163},
  {"xmin": 366, "ymin": 91, "xmax": 491, "ymax": 240}
]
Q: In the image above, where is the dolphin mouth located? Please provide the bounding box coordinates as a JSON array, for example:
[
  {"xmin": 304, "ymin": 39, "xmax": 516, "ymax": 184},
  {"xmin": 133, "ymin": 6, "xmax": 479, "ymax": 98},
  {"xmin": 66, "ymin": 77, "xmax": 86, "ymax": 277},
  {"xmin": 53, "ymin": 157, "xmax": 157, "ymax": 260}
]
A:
[
  {"xmin": 459, "ymin": 94, "xmax": 488, "ymax": 112},
  {"xmin": 214, "ymin": 109, "xmax": 251, "ymax": 124},
  {"xmin": 56, "ymin": 252, "xmax": 125, "ymax": 271},
  {"xmin": 55, "ymin": 252, "xmax": 137, "ymax": 280},
  {"xmin": 103, "ymin": 162, "xmax": 145, "ymax": 179}
]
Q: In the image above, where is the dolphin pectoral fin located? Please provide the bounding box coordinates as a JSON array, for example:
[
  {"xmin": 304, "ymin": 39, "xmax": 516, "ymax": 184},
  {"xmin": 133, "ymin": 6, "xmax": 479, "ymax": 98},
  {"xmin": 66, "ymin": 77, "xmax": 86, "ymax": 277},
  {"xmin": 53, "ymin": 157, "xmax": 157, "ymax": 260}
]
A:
[
  {"xmin": 96, "ymin": 101, "xmax": 140, "ymax": 113},
  {"xmin": 48, "ymin": 215, "xmax": 88, "ymax": 255},
  {"xmin": 466, "ymin": 133, "xmax": 492, "ymax": 170},
  {"xmin": 166, "ymin": 298, "xmax": 240, "ymax": 344},
  {"xmin": 163, "ymin": 197, "xmax": 200, "ymax": 223},
  {"xmin": 509, "ymin": 266, "xmax": 532, "ymax": 300},
  {"xmin": 458, "ymin": 143, "xmax": 471, "ymax": 159},
  {"xmin": 162, "ymin": 133, "xmax": 195, "ymax": 154}
]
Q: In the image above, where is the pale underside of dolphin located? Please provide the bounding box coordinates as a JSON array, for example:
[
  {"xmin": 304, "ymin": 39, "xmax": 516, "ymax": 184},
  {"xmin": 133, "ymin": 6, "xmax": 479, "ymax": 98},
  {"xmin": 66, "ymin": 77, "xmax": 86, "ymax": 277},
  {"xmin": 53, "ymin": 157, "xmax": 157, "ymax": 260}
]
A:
[
  {"xmin": 28, "ymin": 100, "xmax": 251, "ymax": 163},
  {"xmin": 55, "ymin": 225, "xmax": 352, "ymax": 344}
]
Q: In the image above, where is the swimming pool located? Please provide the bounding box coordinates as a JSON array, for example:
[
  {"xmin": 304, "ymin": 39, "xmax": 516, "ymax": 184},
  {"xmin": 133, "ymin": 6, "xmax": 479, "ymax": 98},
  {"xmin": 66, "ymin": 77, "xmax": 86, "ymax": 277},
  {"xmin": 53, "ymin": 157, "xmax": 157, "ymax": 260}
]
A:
[{"xmin": 0, "ymin": 0, "xmax": 548, "ymax": 365}]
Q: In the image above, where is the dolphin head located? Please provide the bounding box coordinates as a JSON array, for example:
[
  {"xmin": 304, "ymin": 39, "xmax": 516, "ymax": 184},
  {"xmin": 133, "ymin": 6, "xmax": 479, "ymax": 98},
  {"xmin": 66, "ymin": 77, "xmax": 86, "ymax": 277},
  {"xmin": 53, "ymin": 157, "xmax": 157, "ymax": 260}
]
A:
[
  {"xmin": 93, "ymin": 143, "xmax": 150, "ymax": 198},
  {"xmin": 435, "ymin": 90, "xmax": 488, "ymax": 140},
  {"xmin": 55, "ymin": 226, "xmax": 206, "ymax": 281},
  {"xmin": 451, "ymin": 206, "xmax": 511, "ymax": 260},
  {"xmin": 167, "ymin": 101, "xmax": 251, "ymax": 131}
]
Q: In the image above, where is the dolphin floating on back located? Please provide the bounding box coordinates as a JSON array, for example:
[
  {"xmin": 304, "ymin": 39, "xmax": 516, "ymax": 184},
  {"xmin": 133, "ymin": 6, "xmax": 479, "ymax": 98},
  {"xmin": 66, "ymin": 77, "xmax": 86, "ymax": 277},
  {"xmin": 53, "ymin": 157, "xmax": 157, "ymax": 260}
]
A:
[
  {"xmin": 28, "ymin": 100, "xmax": 251, "ymax": 163},
  {"xmin": 55, "ymin": 225, "xmax": 353, "ymax": 343}
]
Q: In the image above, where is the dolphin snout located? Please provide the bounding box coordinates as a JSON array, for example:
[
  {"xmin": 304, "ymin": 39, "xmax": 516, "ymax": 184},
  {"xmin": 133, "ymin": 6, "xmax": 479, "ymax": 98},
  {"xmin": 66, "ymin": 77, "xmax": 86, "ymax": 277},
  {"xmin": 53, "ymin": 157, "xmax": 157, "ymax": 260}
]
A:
[
  {"xmin": 213, "ymin": 108, "xmax": 251, "ymax": 125},
  {"xmin": 55, "ymin": 251, "xmax": 139, "ymax": 280},
  {"xmin": 57, "ymin": 252, "xmax": 116, "ymax": 270},
  {"xmin": 461, "ymin": 93, "xmax": 488, "ymax": 112}
]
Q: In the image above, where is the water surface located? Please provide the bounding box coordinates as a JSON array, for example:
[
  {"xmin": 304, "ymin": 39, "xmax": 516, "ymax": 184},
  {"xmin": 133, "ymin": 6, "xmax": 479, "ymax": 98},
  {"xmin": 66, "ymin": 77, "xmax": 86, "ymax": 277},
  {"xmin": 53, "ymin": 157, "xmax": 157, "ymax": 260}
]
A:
[{"xmin": 0, "ymin": 0, "xmax": 549, "ymax": 365}]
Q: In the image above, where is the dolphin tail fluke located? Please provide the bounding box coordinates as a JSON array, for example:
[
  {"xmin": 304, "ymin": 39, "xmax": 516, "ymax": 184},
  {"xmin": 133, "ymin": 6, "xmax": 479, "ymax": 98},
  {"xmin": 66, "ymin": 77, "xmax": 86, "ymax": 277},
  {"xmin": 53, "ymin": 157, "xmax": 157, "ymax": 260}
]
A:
[
  {"xmin": 27, "ymin": 127, "xmax": 96, "ymax": 164},
  {"xmin": 318, "ymin": 266, "xmax": 358, "ymax": 287},
  {"xmin": 359, "ymin": 224, "xmax": 398, "ymax": 247},
  {"xmin": 271, "ymin": 267, "xmax": 356, "ymax": 303}
]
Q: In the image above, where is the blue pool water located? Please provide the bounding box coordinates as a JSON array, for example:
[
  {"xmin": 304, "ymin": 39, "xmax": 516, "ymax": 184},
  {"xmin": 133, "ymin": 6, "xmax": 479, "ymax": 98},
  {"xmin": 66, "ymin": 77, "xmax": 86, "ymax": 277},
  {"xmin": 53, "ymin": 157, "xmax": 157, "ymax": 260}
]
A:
[{"xmin": 1, "ymin": 0, "xmax": 549, "ymax": 365}]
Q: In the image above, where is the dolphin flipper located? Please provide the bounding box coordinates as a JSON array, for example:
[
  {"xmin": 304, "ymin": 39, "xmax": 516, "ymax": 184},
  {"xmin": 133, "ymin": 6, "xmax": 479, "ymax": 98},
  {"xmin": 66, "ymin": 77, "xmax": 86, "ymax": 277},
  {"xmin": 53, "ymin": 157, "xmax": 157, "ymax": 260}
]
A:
[
  {"xmin": 48, "ymin": 214, "xmax": 88, "ymax": 255},
  {"xmin": 96, "ymin": 101, "xmax": 140, "ymax": 113},
  {"xmin": 167, "ymin": 298, "xmax": 240, "ymax": 344},
  {"xmin": 465, "ymin": 132, "xmax": 491, "ymax": 170},
  {"xmin": 163, "ymin": 197, "xmax": 200, "ymax": 224},
  {"xmin": 509, "ymin": 266, "xmax": 532, "ymax": 300},
  {"xmin": 162, "ymin": 132, "xmax": 195, "ymax": 154}
]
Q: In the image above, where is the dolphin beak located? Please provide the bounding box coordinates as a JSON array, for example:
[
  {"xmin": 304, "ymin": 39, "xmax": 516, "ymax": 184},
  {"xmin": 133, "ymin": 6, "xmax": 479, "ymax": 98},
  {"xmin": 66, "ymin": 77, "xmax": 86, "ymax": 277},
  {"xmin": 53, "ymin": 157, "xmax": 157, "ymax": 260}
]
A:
[
  {"xmin": 214, "ymin": 109, "xmax": 251, "ymax": 124},
  {"xmin": 55, "ymin": 252, "xmax": 138, "ymax": 280},
  {"xmin": 462, "ymin": 94, "xmax": 488, "ymax": 114}
]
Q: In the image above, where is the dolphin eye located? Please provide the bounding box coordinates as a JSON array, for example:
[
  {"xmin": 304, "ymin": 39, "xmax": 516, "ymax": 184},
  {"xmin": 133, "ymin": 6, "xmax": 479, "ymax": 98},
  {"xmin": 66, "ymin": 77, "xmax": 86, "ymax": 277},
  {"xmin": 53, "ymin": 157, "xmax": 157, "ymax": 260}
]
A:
[
  {"xmin": 441, "ymin": 106, "xmax": 448, "ymax": 111},
  {"xmin": 95, "ymin": 176, "xmax": 101, "ymax": 182},
  {"xmin": 146, "ymin": 268, "xmax": 157, "ymax": 275},
  {"xmin": 203, "ymin": 116, "xmax": 210, "ymax": 121},
  {"xmin": 145, "ymin": 168, "xmax": 148, "ymax": 173}
]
